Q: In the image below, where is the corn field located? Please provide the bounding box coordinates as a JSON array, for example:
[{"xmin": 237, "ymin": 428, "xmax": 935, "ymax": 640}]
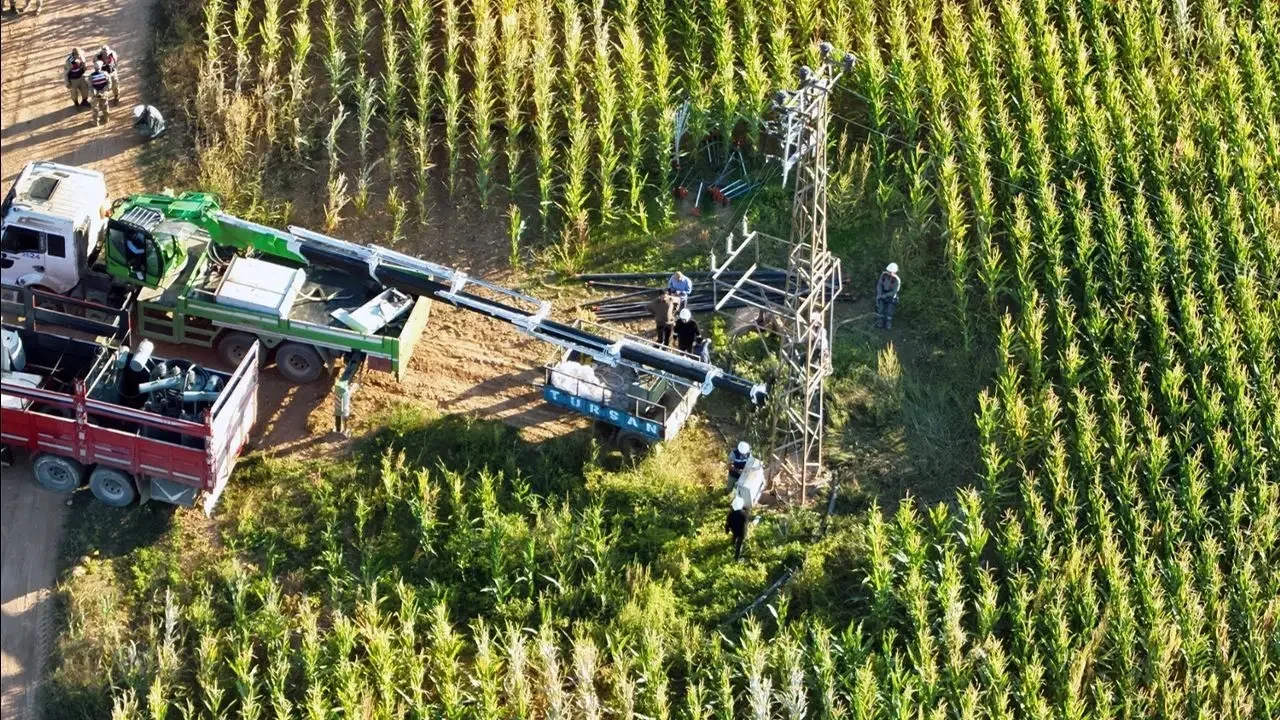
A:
[{"xmin": 66, "ymin": 0, "xmax": 1280, "ymax": 716}]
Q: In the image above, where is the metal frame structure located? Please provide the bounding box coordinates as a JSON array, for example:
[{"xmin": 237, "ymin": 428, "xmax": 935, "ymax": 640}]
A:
[{"xmin": 710, "ymin": 43, "xmax": 851, "ymax": 504}]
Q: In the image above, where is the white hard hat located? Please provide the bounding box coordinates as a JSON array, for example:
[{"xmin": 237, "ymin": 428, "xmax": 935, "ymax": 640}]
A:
[
  {"xmin": 679, "ymin": 308, "xmax": 691, "ymax": 321},
  {"xmin": 886, "ymin": 263, "xmax": 899, "ymax": 273},
  {"xmin": 93, "ymin": 60, "xmax": 104, "ymax": 70},
  {"xmin": 731, "ymin": 496, "xmax": 745, "ymax": 511},
  {"xmin": 133, "ymin": 105, "xmax": 146, "ymax": 119},
  {"xmin": 737, "ymin": 441, "xmax": 750, "ymax": 455}
]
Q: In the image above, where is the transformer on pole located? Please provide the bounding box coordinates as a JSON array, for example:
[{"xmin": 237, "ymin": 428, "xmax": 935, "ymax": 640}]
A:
[{"xmin": 709, "ymin": 43, "xmax": 852, "ymax": 504}]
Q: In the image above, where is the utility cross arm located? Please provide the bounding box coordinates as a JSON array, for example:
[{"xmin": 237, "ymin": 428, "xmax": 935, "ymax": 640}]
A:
[{"xmin": 211, "ymin": 214, "xmax": 767, "ymax": 405}]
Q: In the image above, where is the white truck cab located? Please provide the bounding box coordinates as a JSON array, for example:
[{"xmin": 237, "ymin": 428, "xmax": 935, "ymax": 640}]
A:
[{"xmin": 1, "ymin": 161, "xmax": 108, "ymax": 294}]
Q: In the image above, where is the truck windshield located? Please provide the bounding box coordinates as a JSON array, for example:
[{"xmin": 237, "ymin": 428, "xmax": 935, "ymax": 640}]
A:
[{"xmin": 1, "ymin": 226, "xmax": 43, "ymax": 254}]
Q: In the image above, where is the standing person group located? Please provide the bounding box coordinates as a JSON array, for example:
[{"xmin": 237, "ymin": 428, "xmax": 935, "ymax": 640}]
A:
[
  {"xmin": 65, "ymin": 45, "xmax": 122, "ymax": 125},
  {"xmin": 648, "ymin": 269, "xmax": 708, "ymax": 356}
]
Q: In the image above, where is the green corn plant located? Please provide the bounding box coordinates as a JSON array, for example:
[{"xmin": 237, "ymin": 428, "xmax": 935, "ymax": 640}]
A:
[
  {"xmin": 441, "ymin": 0, "xmax": 463, "ymax": 196},
  {"xmin": 321, "ymin": 0, "xmax": 348, "ymax": 110},
  {"xmin": 352, "ymin": 72, "xmax": 380, "ymax": 213},
  {"xmin": 258, "ymin": 0, "xmax": 284, "ymax": 143},
  {"xmin": 649, "ymin": 31, "xmax": 676, "ymax": 222},
  {"xmin": 706, "ymin": 0, "xmax": 737, "ymax": 152},
  {"xmin": 429, "ymin": 602, "xmax": 467, "ymax": 719},
  {"xmin": 538, "ymin": 624, "xmax": 569, "ymax": 720},
  {"xmin": 571, "ymin": 628, "xmax": 602, "ymax": 720},
  {"xmin": 737, "ymin": 0, "xmax": 769, "ymax": 151},
  {"xmin": 229, "ymin": 633, "xmax": 261, "ymax": 720},
  {"xmin": 284, "ymin": 0, "xmax": 314, "ymax": 155},
  {"xmin": 610, "ymin": 643, "xmax": 637, "ymax": 720},
  {"xmin": 404, "ymin": 0, "xmax": 433, "ymax": 221},
  {"xmin": 380, "ymin": 0, "xmax": 403, "ymax": 178},
  {"xmin": 202, "ymin": 0, "xmax": 225, "ymax": 77},
  {"xmin": 498, "ymin": 2, "xmax": 527, "ymax": 193},
  {"xmin": 471, "ymin": 0, "xmax": 498, "ymax": 206},
  {"xmin": 777, "ymin": 636, "xmax": 808, "ymax": 720},
  {"xmin": 765, "ymin": 1, "xmax": 793, "ymax": 95},
  {"xmin": 507, "ymin": 204, "xmax": 524, "ymax": 270},
  {"xmin": 590, "ymin": 0, "xmax": 619, "ymax": 224},
  {"xmin": 324, "ymin": 104, "xmax": 351, "ymax": 230},
  {"xmin": 231, "ymin": 0, "xmax": 254, "ymax": 94},
  {"xmin": 528, "ymin": 0, "xmax": 556, "ymax": 233},
  {"xmin": 616, "ymin": 0, "xmax": 646, "ymax": 222},
  {"xmin": 638, "ymin": 627, "xmax": 670, "ymax": 720},
  {"xmin": 739, "ymin": 619, "xmax": 771, "ymax": 720},
  {"xmin": 473, "ymin": 619, "xmax": 503, "ymax": 719},
  {"xmin": 504, "ymin": 623, "xmax": 533, "ymax": 718}
]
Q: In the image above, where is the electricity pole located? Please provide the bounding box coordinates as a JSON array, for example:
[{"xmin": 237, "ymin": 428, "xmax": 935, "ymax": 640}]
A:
[{"xmin": 709, "ymin": 43, "xmax": 852, "ymax": 505}]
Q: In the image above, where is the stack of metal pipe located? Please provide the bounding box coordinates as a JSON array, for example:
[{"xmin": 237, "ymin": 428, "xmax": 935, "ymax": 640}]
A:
[{"xmin": 574, "ymin": 271, "xmax": 838, "ymax": 322}]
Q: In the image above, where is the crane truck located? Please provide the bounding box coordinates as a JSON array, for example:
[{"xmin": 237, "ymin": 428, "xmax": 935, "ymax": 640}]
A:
[{"xmin": 2, "ymin": 161, "xmax": 767, "ymax": 452}]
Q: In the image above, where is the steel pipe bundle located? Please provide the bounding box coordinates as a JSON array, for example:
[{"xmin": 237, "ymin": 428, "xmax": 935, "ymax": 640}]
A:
[{"xmin": 576, "ymin": 270, "xmax": 839, "ymax": 322}]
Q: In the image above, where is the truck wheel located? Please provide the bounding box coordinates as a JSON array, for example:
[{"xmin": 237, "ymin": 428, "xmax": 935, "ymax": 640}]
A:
[
  {"xmin": 89, "ymin": 467, "xmax": 137, "ymax": 507},
  {"xmin": 616, "ymin": 431, "xmax": 652, "ymax": 458},
  {"xmin": 275, "ymin": 343, "xmax": 324, "ymax": 383},
  {"xmin": 217, "ymin": 331, "xmax": 258, "ymax": 368},
  {"xmin": 32, "ymin": 453, "xmax": 84, "ymax": 493},
  {"xmin": 593, "ymin": 421, "xmax": 619, "ymax": 442}
]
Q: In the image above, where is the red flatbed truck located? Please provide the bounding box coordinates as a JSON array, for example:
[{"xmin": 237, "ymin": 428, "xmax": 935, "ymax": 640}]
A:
[{"xmin": 1, "ymin": 314, "xmax": 259, "ymax": 514}]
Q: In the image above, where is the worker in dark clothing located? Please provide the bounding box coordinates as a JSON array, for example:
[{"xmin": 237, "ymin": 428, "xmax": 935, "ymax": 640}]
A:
[
  {"xmin": 65, "ymin": 47, "xmax": 90, "ymax": 109},
  {"xmin": 728, "ymin": 441, "xmax": 751, "ymax": 491},
  {"xmin": 726, "ymin": 496, "xmax": 748, "ymax": 559},
  {"xmin": 647, "ymin": 290, "xmax": 680, "ymax": 347},
  {"xmin": 674, "ymin": 308, "xmax": 701, "ymax": 353},
  {"xmin": 875, "ymin": 262, "xmax": 901, "ymax": 329}
]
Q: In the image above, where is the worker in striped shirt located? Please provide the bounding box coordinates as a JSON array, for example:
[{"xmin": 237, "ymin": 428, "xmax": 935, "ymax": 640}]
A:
[{"xmin": 87, "ymin": 62, "xmax": 111, "ymax": 125}]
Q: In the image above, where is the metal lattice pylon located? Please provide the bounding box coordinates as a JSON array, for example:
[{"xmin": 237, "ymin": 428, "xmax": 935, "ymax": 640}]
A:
[{"xmin": 709, "ymin": 45, "xmax": 851, "ymax": 504}]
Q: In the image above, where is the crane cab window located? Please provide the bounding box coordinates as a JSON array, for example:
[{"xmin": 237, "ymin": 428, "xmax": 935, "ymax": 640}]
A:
[{"xmin": 1, "ymin": 226, "xmax": 45, "ymax": 254}]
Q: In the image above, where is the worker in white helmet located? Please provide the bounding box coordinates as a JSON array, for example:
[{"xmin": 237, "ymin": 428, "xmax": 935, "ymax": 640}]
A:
[
  {"xmin": 674, "ymin": 307, "xmax": 701, "ymax": 353},
  {"xmin": 725, "ymin": 495, "xmax": 748, "ymax": 559},
  {"xmin": 728, "ymin": 440, "xmax": 752, "ymax": 490},
  {"xmin": 875, "ymin": 262, "xmax": 901, "ymax": 329}
]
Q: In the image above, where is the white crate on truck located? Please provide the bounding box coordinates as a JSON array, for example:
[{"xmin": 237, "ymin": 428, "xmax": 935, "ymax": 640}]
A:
[{"xmin": 214, "ymin": 256, "xmax": 305, "ymax": 319}]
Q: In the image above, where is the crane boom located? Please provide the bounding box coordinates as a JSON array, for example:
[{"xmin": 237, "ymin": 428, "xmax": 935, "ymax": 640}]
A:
[{"xmin": 211, "ymin": 214, "xmax": 768, "ymax": 405}]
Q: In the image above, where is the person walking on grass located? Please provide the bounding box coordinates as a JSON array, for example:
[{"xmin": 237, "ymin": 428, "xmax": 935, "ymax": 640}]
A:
[
  {"xmin": 65, "ymin": 47, "xmax": 90, "ymax": 109},
  {"xmin": 647, "ymin": 289, "xmax": 680, "ymax": 347},
  {"xmin": 667, "ymin": 270, "xmax": 693, "ymax": 308},
  {"xmin": 875, "ymin": 262, "xmax": 901, "ymax": 329},
  {"xmin": 726, "ymin": 495, "xmax": 748, "ymax": 560},
  {"xmin": 674, "ymin": 308, "xmax": 701, "ymax": 353},
  {"xmin": 95, "ymin": 45, "xmax": 120, "ymax": 103}
]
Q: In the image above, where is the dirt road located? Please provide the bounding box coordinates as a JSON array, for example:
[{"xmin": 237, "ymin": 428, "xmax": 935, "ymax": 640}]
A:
[
  {"xmin": 0, "ymin": 469, "xmax": 65, "ymax": 720},
  {"xmin": 2, "ymin": 0, "xmax": 152, "ymax": 717}
]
